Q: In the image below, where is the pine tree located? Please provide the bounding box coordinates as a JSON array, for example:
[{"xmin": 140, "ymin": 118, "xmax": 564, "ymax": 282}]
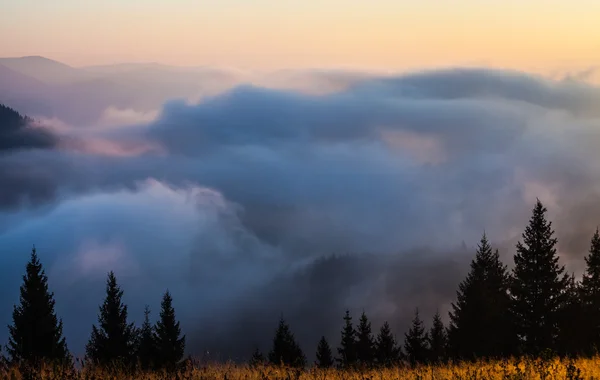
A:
[
  {"xmin": 448, "ymin": 233, "xmax": 515, "ymax": 360},
  {"xmin": 154, "ymin": 290, "xmax": 185, "ymax": 371},
  {"xmin": 85, "ymin": 271, "xmax": 136, "ymax": 367},
  {"xmin": 136, "ymin": 305, "xmax": 157, "ymax": 370},
  {"xmin": 268, "ymin": 316, "xmax": 306, "ymax": 368},
  {"xmin": 557, "ymin": 274, "xmax": 587, "ymax": 357},
  {"xmin": 6, "ymin": 247, "xmax": 71, "ymax": 367},
  {"xmin": 0, "ymin": 348, "xmax": 6, "ymax": 371},
  {"xmin": 337, "ymin": 310, "xmax": 357, "ymax": 368},
  {"xmin": 404, "ymin": 309, "xmax": 429, "ymax": 366},
  {"xmin": 249, "ymin": 348, "xmax": 265, "ymax": 367},
  {"xmin": 510, "ymin": 200, "xmax": 570, "ymax": 355},
  {"xmin": 581, "ymin": 228, "xmax": 600, "ymax": 355},
  {"xmin": 427, "ymin": 311, "xmax": 447, "ymax": 363},
  {"xmin": 356, "ymin": 311, "xmax": 375, "ymax": 366},
  {"xmin": 374, "ymin": 321, "xmax": 400, "ymax": 367},
  {"xmin": 315, "ymin": 336, "xmax": 334, "ymax": 368}
]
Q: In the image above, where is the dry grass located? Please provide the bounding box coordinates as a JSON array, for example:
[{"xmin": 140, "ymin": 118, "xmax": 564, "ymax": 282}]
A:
[{"xmin": 1, "ymin": 356, "xmax": 598, "ymax": 379}]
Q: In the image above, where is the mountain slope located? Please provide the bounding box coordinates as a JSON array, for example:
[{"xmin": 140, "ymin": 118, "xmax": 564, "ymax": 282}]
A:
[
  {"xmin": 0, "ymin": 104, "xmax": 56, "ymax": 151},
  {"xmin": 0, "ymin": 56, "xmax": 88, "ymax": 84}
]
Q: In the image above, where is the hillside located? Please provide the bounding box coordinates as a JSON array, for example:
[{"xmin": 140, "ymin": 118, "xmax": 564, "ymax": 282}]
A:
[
  {"xmin": 0, "ymin": 56, "xmax": 88, "ymax": 84},
  {"xmin": 0, "ymin": 104, "xmax": 56, "ymax": 151}
]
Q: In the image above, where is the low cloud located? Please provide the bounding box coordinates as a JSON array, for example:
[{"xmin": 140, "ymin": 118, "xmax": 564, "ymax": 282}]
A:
[{"xmin": 1, "ymin": 67, "xmax": 600, "ymax": 359}]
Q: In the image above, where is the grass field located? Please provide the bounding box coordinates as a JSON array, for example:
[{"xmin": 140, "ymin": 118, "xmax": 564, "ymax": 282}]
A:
[{"xmin": 1, "ymin": 356, "xmax": 597, "ymax": 380}]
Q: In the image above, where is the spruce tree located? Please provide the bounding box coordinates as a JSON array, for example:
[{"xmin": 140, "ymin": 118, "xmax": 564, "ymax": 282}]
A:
[
  {"xmin": 315, "ymin": 336, "xmax": 334, "ymax": 368},
  {"xmin": 268, "ymin": 316, "xmax": 306, "ymax": 368},
  {"xmin": 0, "ymin": 348, "xmax": 6, "ymax": 371},
  {"xmin": 510, "ymin": 200, "xmax": 570, "ymax": 355},
  {"xmin": 154, "ymin": 290, "xmax": 185, "ymax": 371},
  {"xmin": 581, "ymin": 228, "xmax": 600, "ymax": 355},
  {"xmin": 249, "ymin": 348, "xmax": 265, "ymax": 367},
  {"xmin": 136, "ymin": 305, "xmax": 157, "ymax": 370},
  {"xmin": 356, "ymin": 311, "xmax": 375, "ymax": 366},
  {"xmin": 337, "ymin": 310, "xmax": 357, "ymax": 368},
  {"xmin": 374, "ymin": 321, "xmax": 400, "ymax": 367},
  {"xmin": 404, "ymin": 309, "xmax": 428, "ymax": 366},
  {"xmin": 427, "ymin": 311, "xmax": 447, "ymax": 363},
  {"xmin": 448, "ymin": 233, "xmax": 515, "ymax": 360},
  {"xmin": 557, "ymin": 274, "xmax": 586, "ymax": 357},
  {"xmin": 6, "ymin": 247, "xmax": 71, "ymax": 367},
  {"xmin": 85, "ymin": 271, "xmax": 136, "ymax": 367}
]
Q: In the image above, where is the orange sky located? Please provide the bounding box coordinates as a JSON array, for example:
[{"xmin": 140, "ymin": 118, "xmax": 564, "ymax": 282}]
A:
[{"xmin": 1, "ymin": 0, "xmax": 599, "ymax": 73}]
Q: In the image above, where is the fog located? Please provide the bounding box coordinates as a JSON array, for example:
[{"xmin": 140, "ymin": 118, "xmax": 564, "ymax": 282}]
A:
[{"xmin": 1, "ymin": 58, "xmax": 600, "ymax": 360}]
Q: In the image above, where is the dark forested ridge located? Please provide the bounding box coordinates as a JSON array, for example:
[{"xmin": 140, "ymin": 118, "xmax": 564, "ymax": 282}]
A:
[{"xmin": 0, "ymin": 103, "xmax": 56, "ymax": 151}]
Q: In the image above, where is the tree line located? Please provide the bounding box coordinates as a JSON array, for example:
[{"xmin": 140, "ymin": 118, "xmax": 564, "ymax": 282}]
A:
[
  {"xmin": 2, "ymin": 199, "xmax": 600, "ymax": 371},
  {"xmin": 2, "ymin": 254, "xmax": 184, "ymax": 372}
]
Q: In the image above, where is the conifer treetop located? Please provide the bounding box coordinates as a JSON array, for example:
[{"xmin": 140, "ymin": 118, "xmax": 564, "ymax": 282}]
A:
[
  {"xmin": 85, "ymin": 271, "xmax": 136, "ymax": 366},
  {"xmin": 154, "ymin": 290, "xmax": 186, "ymax": 371},
  {"xmin": 7, "ymin": 246, "xmax": 70, "ymax": 366},
  {"xmin": 268, "ymin": 316, "xmax": 305, "ymax": 368},
  {"xmin": 315, "ymin": 336, "xmax": 334, "ymax": 368}
]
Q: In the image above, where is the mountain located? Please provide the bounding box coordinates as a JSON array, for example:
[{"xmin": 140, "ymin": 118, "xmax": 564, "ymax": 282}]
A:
[
  {"xmin": 0, "ymin": 57, "xmax": 244, "ymax": 125},
  {"xmin": 0, "ymin": 56, "xmax": 89, "ymax": 84},
  {"xmin": 0, "ymin": 104, "xmax": 56, "ymax": 151},
  {"xmin": 0, "ymin": 63, "xmax": 48, "ymax": 95}
]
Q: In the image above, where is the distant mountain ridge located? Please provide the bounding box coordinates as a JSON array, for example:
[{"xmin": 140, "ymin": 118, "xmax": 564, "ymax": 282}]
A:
[
  {"xmin": 0, "ymin": 56, "xmax": 243, "ymax": 125},
  {"xmin": 0, "ymin": 56, "xmax": 88, "ymax": 84}
]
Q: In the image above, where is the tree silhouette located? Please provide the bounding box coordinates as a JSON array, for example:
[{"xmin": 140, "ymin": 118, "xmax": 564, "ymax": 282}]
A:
[
  {"xmin": 315, "ymin": 336, "xmax": 334, "ymax": 368},
  {"xmin": 404, "ymin": 309, "xmax": 429, "ymax": 366},
  {"xmin": 557, "ymin": 274, "xmax": 586, "ymax": 356},
  {"xmin": 375, "ymin": 321, "xmax": 400, "ymax": 367},
  {"xmin": 249, "ymin": 348, "xmax": 265, "ymax": 367},
  {"xmin": 268, "ymin": 316, "xmax": 306, "ymax": 368},
  {"xmin": 356, "ymin": 311, "xmax": 375, "ymax": 366},
  {"xmin": 135, "ymin": 305, "xmax": 157, "ymax": 370},
  {"xmin": 581, "ymin": 228, "xmax": 600, "ymax": 355},
  {"xmin": 427, "ymin": 311, "xmax": 447, "ymax": 363},
  {"xmin": 85, "ymin": 271, "xmax": 136, "ymax": 367},
  {"xmin": 448, "ymin": 233, "xmax": 515, "ymax": 359},
  {"xmin": 154, "ymin": 290, "xmax": 185, "ymax": 371},
  {"xmin": 510, "ymin": 200, "xmax": 569, "ymax": 355},
  {"xmin": 337, "ymin": 310, "xmax": 357, "ymax": 368},
  {"xmin": 6, "ymin": 247, "xmax": 71, "ymax": 367}
]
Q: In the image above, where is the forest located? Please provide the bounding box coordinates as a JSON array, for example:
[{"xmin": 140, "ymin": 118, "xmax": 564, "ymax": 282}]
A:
[{"xmin": 2, "ymin": 197, "xmax": 600, "ymax": 379}]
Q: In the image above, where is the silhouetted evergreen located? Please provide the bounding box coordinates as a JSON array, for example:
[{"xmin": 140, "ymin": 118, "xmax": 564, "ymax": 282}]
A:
[
  {"xmin": 557, "ymin": 274, "xmax": 587, "ymax": 357},
  {"xmin": 337, "ymin": 310, "xmax": 357, "ymax": 368},
  {"xmin": 582, "ymin": 228, "xmax": 600, "ymax": 355},
  {"xmin": 448, "ymin": 233, "xmax": 515, "ymax": 360},
  {"xmin": 428, "ymin": 311, "xmax": 447, "ymax": 363},
  {"xmin": 510, "ymin": 200, "xmax": 570, "ymax": 355},
  {"xmin": 154, "ymin": 290, "xmax": 185, "ymax": 371},
  {"xmin": 85, "ymin": 271, "xmax": 136, "ymax": 367},
  {"xmin": 404, "ymin": 309, "xmax": 429, "ymax": 366},
  {"xmin": 135, "ymin": 305, "xmax": 157, "ymax": 370},
  {"xmin": 249, "ymin": 348, "xmax": 265, "ymax": 367},
  {"xmin": 374, "ymin": 321, "xmax": 400, "ymax": 367},
  {"xmin": 6, "ymin": 247, "xmax": 71, "ymax": 367},
  {"xmin": 268, "ymin": 316, "xmax": 306, "ymax": 368},
  {"xmin": 0, "ymin": 348, "xmax": 6, "ymax": 371},
  {"xmin": 356, "ymin": 311, "xmax": 375, "ymax": 366},
  {"xmin": 315, "ymin": 336, "xmax": 334, "ymax": 368}
]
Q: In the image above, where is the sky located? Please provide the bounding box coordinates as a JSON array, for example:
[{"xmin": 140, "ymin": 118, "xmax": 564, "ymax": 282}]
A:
[{"xmin": 1, "ymin": 0, "xmax": 600, "ymax": 72}]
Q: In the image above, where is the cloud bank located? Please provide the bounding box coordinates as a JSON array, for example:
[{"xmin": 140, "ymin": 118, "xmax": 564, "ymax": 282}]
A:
[{"xmin": 1, "ymin": 66, "xmax": 600, "ymax": 359}]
